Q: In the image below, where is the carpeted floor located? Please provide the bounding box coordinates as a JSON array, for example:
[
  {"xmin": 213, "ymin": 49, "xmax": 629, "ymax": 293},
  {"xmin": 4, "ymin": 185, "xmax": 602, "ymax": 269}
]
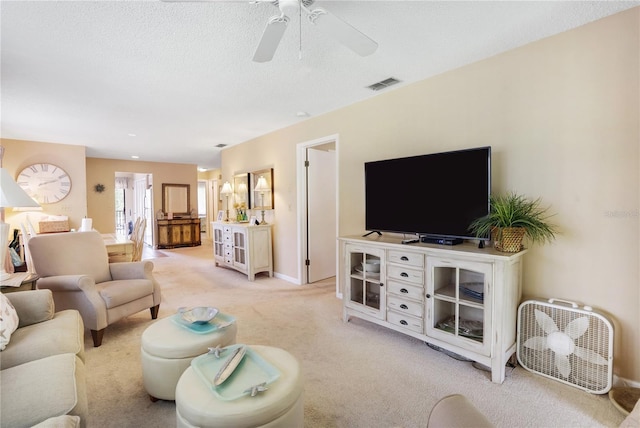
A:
[{"xmin": 83, "ymin": 240, "xmax": 626, "ymax": 427}]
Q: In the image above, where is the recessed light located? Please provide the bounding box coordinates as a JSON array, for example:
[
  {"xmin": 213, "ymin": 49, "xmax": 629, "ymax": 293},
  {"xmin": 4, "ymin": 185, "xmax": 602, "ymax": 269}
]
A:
[
  {"xmin": 128, "ymin": 133, "xmax": 137, "ymax": 137},
  {"xmin": 131, "ymin": 155, "xmax": 139, "ymax": 159},
  {"xmin": 296, "ymin": 111, "xmax": 309, "ymax": 118}
]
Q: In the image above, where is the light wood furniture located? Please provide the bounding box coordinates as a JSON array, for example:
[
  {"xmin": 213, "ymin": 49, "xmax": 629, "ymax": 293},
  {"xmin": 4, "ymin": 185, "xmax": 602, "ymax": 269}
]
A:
[
  {"xmin": 212, "ymin": 222, "xmax": 273, "ymax": 281},
  {"xmin": 339, "ymin": 234, "xmax": 526, "ymax": 384},
  {"xmin": 101, "ymin": 233, "xmax": 134, "ymax": 262},
  {"xmin": 0, "ymin": 273, "xmax": 39, "ymax": 293},
  {"xmin": 157, "ymin": 219, "xmax": 201, "ymax": 249}
]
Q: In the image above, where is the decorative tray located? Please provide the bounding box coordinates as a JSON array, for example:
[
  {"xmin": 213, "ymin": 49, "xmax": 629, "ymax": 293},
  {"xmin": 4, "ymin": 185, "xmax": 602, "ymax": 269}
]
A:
[
  {"xmin": 191, "ymin": 344, "xmax": 280, "ymax": 401},
  {"xmin": 171, "ymin": 312, "xmax": 236, "ymax": 334}
]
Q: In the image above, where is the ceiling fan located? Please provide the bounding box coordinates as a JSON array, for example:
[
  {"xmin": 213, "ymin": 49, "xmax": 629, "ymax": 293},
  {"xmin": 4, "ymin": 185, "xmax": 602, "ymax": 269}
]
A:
[{"xmin": 162, "ymin": 0, "xmax": 378, "ymax": 62}]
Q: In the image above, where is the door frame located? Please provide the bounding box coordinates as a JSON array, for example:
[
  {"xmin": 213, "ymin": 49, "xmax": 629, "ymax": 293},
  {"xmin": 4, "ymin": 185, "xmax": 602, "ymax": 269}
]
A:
[{"xmin": 296, "ymin": 134, "xmax": 339, "ymax": 293}]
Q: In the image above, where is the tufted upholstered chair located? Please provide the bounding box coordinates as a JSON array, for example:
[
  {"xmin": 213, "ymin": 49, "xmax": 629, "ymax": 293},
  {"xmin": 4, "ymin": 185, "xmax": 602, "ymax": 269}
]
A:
[{"xmin": 28, "ymin": 231, "xmax": 161, "ymax": 347}]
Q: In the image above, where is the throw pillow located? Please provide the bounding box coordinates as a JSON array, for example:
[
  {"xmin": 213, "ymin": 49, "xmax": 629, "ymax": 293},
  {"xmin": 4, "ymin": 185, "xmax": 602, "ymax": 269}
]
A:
[{"xmin": 0, "ymin": 292, "xmax": 19, "ymax": 351}]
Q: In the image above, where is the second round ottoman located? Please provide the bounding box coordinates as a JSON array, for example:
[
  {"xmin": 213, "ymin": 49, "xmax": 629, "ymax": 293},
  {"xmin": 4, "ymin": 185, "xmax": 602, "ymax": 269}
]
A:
[
  {"xmin": 175, "ymin": 345, "xmax": 304, "ymax": 428},
  {"xmin": 141, "ymin": 313, "xmax": 237, "ymax": 401}
]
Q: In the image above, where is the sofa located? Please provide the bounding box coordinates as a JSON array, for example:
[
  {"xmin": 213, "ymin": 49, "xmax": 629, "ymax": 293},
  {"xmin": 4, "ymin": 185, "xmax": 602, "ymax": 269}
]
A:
[{"xmin": 0, "ymin": 289, "xmax": 88, "ymax": 427}]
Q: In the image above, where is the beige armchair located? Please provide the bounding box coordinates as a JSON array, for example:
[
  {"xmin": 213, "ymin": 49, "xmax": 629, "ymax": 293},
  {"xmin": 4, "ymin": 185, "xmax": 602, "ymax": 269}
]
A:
[{"xmin": 28, "ymin": 230, "xmax": 161, "ymax": 347}]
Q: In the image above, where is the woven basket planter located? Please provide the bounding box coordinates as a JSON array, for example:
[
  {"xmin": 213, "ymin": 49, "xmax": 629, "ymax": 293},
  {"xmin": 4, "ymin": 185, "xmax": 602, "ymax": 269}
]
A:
[{"xmin": 493, "ymin": 227, "xmax": 525, "ymax": 253}]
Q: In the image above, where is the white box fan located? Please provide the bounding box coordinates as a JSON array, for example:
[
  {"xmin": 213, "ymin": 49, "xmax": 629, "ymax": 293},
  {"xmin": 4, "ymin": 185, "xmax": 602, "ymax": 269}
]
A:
[{"xmin": 517, "ymin": 298, "xmax": 614, "ymax": 394}]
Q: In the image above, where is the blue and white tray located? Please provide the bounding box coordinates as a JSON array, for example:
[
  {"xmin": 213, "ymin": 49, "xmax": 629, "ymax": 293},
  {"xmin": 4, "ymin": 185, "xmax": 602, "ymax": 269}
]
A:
[
  {"xmin": 191, "ymin": 344, "xmax": 280, "ymax": 401},
  {"xmin": 171, "ymin": 312, "xmax": 236, "ymax": 334}
]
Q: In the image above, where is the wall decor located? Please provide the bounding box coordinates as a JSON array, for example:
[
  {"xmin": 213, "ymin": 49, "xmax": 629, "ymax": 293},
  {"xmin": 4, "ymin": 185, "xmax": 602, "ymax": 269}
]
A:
[
  {"xmin": 162, "ymin": 183, "xmax": 190, "ymax": 216},
  {"xmin": 17, "ymin": 163, "xmax": 72, "ymax": 204},
  {"xmin": 250, "ymin": 168, "xmax": 274, "ymax": 209},
  {"xmin": 94, "ymin": 183, "xmax": 106, "ymax": 193},
  {"xmin": 233, "ymin": 172, "xmax": 251, "ymax": 208}
]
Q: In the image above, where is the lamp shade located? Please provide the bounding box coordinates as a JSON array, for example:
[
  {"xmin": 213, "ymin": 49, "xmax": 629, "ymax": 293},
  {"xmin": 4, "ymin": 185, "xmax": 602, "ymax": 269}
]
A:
[
  {"xmin": 0, "ymin": 167, "xmax": 41, "ymax": 209},
  {"xmin": 254, "ymin": 176, "xmax": 270, "ymax": 192},
  {"xmin": 220, "ymin": 181, "xmax": 233, "ymax": 195}
]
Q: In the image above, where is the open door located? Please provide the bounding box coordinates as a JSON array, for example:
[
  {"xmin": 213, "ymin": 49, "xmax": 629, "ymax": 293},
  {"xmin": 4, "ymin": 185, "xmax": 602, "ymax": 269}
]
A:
[{"xmin": 305, "ymin": 143, "xmax": 336, "ymax": 283}]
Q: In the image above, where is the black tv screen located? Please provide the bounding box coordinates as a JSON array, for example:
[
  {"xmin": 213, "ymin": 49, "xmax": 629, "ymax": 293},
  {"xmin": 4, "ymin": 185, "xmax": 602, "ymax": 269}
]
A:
[{"xmin": 365, "ymin": 146, "xmax": 491, "ymax": 240}]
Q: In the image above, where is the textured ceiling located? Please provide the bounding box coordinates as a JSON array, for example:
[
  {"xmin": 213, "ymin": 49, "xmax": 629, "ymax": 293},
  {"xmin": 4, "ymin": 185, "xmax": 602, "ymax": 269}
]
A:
[{"xmin": 1, "ymin": 1, "xmax": 638, "ymax": 170}]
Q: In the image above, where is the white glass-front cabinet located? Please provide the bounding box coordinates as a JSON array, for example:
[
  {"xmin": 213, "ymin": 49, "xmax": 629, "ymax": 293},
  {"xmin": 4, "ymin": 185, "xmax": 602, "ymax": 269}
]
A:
[
  {"xmin": 211, "ymin": 222, "xmax": 273, "ymax": 281},
  {"xmin": 426, "ymin": 257, "xmax": 493, "ymax": 356},
  {"xmin": 344, "ymin": 244, "xmax": 385, "ymax": 319},
  {"xmin": 339, "ymin": 235, "xmax": 525, "ymax": 384}
]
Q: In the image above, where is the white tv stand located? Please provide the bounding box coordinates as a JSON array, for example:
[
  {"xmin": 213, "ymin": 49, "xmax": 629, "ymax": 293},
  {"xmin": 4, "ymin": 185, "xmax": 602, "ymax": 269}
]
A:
[{"xmin": 339, "ymin": 234, "xmax": 526, "ymax": 384}]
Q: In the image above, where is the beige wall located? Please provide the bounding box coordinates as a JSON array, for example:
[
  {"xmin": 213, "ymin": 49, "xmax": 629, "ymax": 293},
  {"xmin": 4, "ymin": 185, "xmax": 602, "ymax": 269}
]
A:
[
  {"xmin": 2, "ymin": 139, "xmax": 87, "ymax": 231},
  {"xmin": 222, "ymin": 8, "xmax": 640, "ymax": 380},
  {"xmin": 86, "ymin": 157, "xmax": 198, "ymax": 242},
  {"xmin": 1, "ymin": 139, "xmax": 198, "ymax": 247}
]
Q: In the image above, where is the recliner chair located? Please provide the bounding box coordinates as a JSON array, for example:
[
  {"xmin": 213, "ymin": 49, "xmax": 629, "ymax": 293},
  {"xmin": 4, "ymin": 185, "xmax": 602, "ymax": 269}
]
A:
[{"xmin": 28, "ymin": 230, "xmax": 161, "ymax": 346}]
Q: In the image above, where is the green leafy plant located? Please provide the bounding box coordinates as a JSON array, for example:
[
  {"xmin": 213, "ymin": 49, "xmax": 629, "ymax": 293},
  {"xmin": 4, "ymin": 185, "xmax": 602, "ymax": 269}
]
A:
[{"xmin": 469, "ymin": 192, "xmax": 558, "ymax": 246}]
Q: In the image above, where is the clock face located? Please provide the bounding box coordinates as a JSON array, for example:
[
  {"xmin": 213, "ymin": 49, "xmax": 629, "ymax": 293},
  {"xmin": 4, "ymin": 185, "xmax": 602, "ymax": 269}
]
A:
[{"xmin": 16, "ymin": 163, "xmax": 72, "ymax": 204}]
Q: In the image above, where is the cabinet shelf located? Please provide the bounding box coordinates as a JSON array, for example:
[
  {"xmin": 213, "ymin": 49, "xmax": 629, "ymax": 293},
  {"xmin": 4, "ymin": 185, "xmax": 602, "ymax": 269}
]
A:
[{"xmin": 433, "ymin": 284, "xmax": 484, "ymax": 309}]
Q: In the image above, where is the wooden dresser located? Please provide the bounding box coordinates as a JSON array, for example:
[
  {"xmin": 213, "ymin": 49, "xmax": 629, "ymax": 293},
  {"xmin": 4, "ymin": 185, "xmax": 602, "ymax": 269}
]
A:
[{"xmin": 157, "ymin": 218, "xmax": 201, "ymax": 249}]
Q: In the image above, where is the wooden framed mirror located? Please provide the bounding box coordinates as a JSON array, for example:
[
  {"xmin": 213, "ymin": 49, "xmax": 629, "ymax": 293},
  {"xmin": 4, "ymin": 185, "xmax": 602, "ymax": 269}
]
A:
[
  {"xmin": 250, "ymin": 168, "xmax": 274, "ymax": 209},
  {"xmin": 162, "ymin": 183, "xmax": 190, "ymax": 216},
  {"xmin": 233, "ymin": 173, "xmax": 251, "ymax": 209}
]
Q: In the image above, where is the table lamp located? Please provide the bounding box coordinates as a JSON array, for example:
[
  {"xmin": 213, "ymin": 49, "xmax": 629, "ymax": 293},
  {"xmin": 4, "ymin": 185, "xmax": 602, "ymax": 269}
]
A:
[
  {"xmin": 253, "ymin": 176, "xmax": 271, "ymax": 225},
  {"xmin": 1, "ymin": 165, "xmax": 41, "ymax": 280},
  {"xmin": 220, "ymin": 181, "xmax": 233, "ymax": 222}
]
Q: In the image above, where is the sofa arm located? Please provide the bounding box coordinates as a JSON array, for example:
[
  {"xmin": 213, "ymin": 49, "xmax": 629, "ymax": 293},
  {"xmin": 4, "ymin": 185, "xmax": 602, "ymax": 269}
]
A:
[
  {"xmin": 109, "ymin": 260, "xmax": 154, "ymax": 280},
  {"xmin": 5, "ymin": 289, "xmax": 54, "ymax": 328}
]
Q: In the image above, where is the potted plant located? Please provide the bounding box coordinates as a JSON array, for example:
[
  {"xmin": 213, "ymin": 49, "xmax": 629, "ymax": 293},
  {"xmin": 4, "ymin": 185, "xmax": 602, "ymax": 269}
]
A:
[{"xmin": 469, "ymin": 192, "xmax": 558, "ymax": 252}]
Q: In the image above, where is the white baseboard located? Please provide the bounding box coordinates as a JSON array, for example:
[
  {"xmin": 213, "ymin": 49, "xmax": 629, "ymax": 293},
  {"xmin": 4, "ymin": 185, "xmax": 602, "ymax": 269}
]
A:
[
  {"xmin": 274, "ymin": 271, "xmax": 300, "ymax": 284},
  {"xmin": 613, "ymin": 374, "xmax": 640, "ymax": 388}
]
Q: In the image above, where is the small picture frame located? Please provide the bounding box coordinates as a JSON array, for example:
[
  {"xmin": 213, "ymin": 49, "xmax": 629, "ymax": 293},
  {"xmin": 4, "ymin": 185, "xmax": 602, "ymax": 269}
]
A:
[
  {"xmin": 217, "ymin": 210, "xmax": 224, "ymax": 222},
  {"xmin": 249, "ymin": 215, "xmax": 257, "ymax": 225},
  {"xmin": 167, "ymin": 212, "xmax": 174, "ymax": 220}
]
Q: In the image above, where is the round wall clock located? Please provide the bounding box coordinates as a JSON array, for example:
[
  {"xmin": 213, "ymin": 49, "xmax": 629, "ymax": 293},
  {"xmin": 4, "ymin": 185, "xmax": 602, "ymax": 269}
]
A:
[{"xmin": 16, "ymin": 163, "xmax": 72, "ymax": 204}]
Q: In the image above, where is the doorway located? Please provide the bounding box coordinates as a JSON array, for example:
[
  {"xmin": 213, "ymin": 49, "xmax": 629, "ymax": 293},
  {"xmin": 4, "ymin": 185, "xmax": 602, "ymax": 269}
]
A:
[
  {"xmin": 297, "ymin": 135, "xmax": 338, "ymax": 288},
  {"xmin": 115, "ymin": 172, "xmax": 153, "ymax": 246}
]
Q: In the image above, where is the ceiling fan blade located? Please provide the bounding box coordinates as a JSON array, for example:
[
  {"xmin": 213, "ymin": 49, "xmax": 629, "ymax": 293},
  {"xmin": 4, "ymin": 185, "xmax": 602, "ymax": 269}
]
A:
[
  {"xmin": 253, "ymin": 15, "xmax": 289, "ymax": 63},
  {"xmin": 307, "ymin": 7, "xmax": 378, "ymax": 57}
]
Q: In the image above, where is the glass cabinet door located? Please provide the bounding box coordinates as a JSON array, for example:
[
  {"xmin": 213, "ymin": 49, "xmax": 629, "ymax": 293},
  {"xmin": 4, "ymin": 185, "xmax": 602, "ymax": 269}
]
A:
[
  {"xmin": 426, "ymin": 257, "xmax": 492, "ymax": 356},
  {"xmin": 233, "ymin": 229, "xmax": 247, "ymax": 268},
  {"xmin": 344, "ymin": 244, "xmax": 385, "ymax": 319},
  {"xmin": 213, "ymin": 226, "xmax": 224, "ymax": 258}
]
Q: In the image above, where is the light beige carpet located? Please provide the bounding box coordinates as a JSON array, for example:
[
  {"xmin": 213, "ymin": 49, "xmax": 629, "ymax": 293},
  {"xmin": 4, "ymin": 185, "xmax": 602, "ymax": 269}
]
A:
[{"xmin": 83, "ymin": 240, "xmax": 626, "ymax": 427}]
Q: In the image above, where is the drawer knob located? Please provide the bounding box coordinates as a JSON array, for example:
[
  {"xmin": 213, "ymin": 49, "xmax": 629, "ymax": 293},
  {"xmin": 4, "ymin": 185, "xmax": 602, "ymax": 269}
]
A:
[
  {"xmin": 426, "ymin": 293, "xmax": 431, "ymax": 298},
  {"xmin": 401, "ymin": 256, "xmax": 409, "ymax": 261},
  {"xmin": 400, "ymin": 320, "xmax": 408, "ymax": 325},
  {"xmin": 401, "ymin": 272, "xmax": 408, "ymax": 278},
  {"xmin": 400, "ymin": 288, "xmax": 408, "ymax": 294},
  {"xmin": 400, "ymin": 304, "xmax": 408, "ymax": 310}
]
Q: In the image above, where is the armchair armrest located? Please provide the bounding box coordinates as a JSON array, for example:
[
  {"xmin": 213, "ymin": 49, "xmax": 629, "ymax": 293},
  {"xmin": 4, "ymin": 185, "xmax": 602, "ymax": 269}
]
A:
[
  {"xmin": 37, "ymin": 275, "xmax": 98, "ymax": 293},
  {"xmin": 5, "ymin": 289, "xmax": 54, "ymax": 328},
  {"xmin": 109, "ymin": 260, "xmax": 154, "ymax": 280}
]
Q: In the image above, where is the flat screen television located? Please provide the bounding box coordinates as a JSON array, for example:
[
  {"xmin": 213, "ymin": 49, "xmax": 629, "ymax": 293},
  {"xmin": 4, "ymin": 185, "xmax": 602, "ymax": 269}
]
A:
[{"xmin": 364, "ymin": 146, "xmax": 491, "ymax": 242}]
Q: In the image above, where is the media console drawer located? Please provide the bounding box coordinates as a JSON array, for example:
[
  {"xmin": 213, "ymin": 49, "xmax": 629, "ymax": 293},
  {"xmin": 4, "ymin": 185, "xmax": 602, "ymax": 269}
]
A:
[
  {"xmin": 387, "ymin": 311, "xmax": 423, "ymax": 333},
  {"xmin": 387, "ymin": 281, "xmax": 424, "ymax": 301},
  {"xmin": 387, "ymin": 265, "xmax": 424, "ymax": 285},
  {"xmin": 387, "ymin": 295, "xmax": 423, "ymax": 318}
]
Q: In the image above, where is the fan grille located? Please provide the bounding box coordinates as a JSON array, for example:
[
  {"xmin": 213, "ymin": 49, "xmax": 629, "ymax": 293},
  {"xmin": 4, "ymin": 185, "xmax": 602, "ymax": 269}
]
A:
[{"xmin": 517, "ymin": 300, "xmax": 614, "ymax": 394}]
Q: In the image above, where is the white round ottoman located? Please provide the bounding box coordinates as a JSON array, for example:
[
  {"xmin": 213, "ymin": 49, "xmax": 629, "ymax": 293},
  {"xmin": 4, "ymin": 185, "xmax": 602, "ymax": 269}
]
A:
[
  {"xmin": 175, "ymin": 345, "xmax": 304, "ymax": 428},
  {"xmin": 141, "ymin": 313, "xmax": 237, "ymax": 401}
]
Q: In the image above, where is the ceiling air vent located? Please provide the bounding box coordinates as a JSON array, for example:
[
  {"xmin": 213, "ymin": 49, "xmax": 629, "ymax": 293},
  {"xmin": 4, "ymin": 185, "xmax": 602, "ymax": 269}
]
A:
[
  {"xmin": 366, "ymin": 77, "xmax": 400, "ymax": 91},
  {"xmin": 215, "ymin": 144, "xmax": 227, "ymax": 148}
]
